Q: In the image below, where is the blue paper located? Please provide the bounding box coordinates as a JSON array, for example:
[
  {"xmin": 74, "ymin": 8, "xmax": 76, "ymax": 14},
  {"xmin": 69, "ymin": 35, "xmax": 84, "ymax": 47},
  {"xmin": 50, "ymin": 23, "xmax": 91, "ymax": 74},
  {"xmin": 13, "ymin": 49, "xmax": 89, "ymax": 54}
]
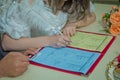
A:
[{"xmin": 30, "ymin": 47, "xmax": 100, "ymax": 74}]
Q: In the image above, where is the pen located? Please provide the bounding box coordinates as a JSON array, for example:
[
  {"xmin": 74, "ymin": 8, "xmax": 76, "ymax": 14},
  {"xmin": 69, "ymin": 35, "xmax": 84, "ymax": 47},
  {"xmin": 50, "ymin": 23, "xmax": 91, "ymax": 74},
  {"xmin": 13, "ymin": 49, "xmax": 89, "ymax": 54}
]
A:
[
  {"xmin": 54, "ymin": 27, "xmax": 72, "ymax": 45},
  {"xmin": 54, "ymin": 27, "xmax": 63, "ymax": 35},
  {"xmin": 58, "ymin": 30, "xmax": 63, "ymax": 35}
]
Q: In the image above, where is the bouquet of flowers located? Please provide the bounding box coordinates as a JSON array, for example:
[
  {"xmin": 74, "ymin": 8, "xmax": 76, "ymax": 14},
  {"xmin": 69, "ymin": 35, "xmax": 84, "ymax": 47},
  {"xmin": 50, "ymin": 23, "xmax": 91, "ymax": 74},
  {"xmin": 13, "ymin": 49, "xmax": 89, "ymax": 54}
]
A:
[
  {"xmin": 106, "ymin": 54, "xmax": 120, "ymax": 80},
  {"xmin": 113, "ymin": 54, "xmax": 120, "ymax": 80},
  {"xmin": 102, "ymin": 6, "xmax": 120, "ymax": 35}
]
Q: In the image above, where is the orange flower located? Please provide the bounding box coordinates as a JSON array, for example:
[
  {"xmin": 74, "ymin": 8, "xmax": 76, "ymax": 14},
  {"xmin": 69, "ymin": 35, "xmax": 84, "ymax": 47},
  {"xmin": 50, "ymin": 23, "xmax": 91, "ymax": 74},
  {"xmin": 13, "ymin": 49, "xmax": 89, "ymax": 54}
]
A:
[
  {"xmin": 109, "ymin": 24, "xmax": 120, "ymax": 34},
  {"xmin": 111, "ymin": 6, "xmax": 117, "ymax": 10},
  {"xmin": 102, "ymin": 13, "xmax": 106, "ymax": 17},
  {"xmin": 110, "ymin": 12, "xmax": 120, "ymax": 25}
]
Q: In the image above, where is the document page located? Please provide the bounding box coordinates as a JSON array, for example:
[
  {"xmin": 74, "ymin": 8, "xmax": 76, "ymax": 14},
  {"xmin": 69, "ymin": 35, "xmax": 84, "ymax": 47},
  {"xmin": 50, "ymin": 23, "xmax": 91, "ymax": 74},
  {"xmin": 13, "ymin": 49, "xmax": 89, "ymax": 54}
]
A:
[
  {"xmin": 30, "ymin": 47, "xmax": 100, "ymax": 74},
  {"xmin": 70, "ymin": 32, "xmax": 113, "ymax": 52}
]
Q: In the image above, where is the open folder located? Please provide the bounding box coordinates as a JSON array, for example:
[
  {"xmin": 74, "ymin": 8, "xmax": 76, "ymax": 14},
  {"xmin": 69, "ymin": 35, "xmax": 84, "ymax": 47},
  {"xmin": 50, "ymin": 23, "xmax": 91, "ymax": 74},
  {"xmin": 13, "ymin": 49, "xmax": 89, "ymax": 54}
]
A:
[{"xmin": 29, "ymin": 31, "xmax": 115, "ymax": 75}]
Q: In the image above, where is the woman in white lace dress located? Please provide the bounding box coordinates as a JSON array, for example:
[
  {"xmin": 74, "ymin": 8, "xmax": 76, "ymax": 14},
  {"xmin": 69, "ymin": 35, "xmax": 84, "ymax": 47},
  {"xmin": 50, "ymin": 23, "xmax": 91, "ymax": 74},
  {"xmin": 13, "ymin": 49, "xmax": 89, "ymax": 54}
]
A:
[{"xmin": 0, "ymin": 0, "xmax": 95, "ymax": 51}]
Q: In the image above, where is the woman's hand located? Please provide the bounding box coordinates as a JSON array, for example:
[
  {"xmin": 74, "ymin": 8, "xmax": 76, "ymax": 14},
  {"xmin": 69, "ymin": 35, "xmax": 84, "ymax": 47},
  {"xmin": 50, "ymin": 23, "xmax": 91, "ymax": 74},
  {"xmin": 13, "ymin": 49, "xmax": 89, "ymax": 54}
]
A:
[
  {"xmin": 63, "ymin": 23, "xmax": 76, "ymax": 37},
  {"xmin": 24, "ymin": 48, "xmax": 40, "ymax": 57},
  {"xmin": 48, "ymin": 35, "xmax": 71, "ymax": 48}
]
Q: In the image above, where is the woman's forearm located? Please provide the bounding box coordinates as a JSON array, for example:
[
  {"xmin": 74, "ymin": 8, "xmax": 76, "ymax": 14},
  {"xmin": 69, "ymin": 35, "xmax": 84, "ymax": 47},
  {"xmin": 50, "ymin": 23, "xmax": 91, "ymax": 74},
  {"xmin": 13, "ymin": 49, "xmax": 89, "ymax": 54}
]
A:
[
  {"xmin": 2, "ymin": 34, "xmax": 50, "ymax": 51},
  {"xmin": 65, "ymin": 12, "xmax": 96, "ymax": 29},
  {"xmin": 2, "ymin": 34, "xmax": 71, "ymax": 51},
  {"xmin": 76, "ymin": 12, "xmax": 96, "ymax": 28}
]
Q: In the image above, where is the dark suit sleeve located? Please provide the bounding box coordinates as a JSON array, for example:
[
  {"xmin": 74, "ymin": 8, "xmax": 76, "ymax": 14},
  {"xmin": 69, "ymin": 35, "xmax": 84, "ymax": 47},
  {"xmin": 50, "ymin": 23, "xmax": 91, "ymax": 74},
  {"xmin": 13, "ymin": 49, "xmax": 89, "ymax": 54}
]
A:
[
  {"xmin": 0, "ymin": 32, "xmax": 9, "ymax": 60},
  {"xmin": 0, "ymin": 45, "xmax": 9, "ymax": 60}
]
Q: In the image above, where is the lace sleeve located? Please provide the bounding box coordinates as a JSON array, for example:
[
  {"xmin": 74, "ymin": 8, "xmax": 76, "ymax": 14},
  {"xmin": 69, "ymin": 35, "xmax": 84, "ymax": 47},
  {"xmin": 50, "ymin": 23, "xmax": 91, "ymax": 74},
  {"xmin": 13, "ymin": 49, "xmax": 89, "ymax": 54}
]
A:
[{"xmin": 0, "ymin": 0, "xmax": 31, "ymax": 39}]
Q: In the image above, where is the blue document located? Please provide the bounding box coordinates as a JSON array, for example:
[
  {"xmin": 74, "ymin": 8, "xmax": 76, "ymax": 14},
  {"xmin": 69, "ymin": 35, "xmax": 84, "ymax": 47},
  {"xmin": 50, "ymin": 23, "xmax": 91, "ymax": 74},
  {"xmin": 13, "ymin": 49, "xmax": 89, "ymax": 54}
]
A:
[{"xmin": 30, "ymin": 47, "xmax": 100, "ymax": 74}]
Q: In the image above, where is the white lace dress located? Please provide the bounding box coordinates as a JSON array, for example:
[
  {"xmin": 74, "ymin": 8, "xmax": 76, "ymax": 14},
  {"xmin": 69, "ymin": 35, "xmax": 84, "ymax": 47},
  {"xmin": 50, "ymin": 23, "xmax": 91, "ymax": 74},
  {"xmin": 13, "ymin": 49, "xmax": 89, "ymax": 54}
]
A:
[
  {"xmin": 0, "ymin": 0, "xmax": 94, "ymax": 39},
  {"xmin": 0, "ymin": 0, "xmax": 67, "ymax": 39}
]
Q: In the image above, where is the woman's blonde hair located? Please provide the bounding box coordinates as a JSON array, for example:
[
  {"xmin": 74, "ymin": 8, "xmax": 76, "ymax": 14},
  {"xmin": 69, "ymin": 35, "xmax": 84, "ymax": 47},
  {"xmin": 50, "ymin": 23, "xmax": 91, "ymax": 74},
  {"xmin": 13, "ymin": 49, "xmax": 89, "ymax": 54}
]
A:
[{"xmin": 48, "ymin": 0, "xmax": 90, "ymax": 23}]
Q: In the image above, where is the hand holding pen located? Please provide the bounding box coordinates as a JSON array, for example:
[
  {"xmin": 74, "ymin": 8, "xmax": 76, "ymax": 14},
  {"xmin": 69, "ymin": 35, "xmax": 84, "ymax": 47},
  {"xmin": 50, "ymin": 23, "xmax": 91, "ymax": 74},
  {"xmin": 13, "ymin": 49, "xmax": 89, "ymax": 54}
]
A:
[
  {"xmin": 50, "ymin": 27, "xmax": 71, "ymax": 48},
  {"xmin": 48, "ymin": 34, "xmax": 71, "ymax": 48},
  {"xmin": 58, "ymin": 30, "xmax": 72, "ymax": 43}
]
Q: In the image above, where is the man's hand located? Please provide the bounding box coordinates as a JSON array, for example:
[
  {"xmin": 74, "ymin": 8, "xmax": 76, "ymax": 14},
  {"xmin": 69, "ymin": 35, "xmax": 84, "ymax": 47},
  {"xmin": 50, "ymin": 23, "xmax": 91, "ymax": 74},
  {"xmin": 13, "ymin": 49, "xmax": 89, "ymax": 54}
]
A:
[{"xmin": 0, "ymin": 52, "xmax": 29, "ymax": 77}]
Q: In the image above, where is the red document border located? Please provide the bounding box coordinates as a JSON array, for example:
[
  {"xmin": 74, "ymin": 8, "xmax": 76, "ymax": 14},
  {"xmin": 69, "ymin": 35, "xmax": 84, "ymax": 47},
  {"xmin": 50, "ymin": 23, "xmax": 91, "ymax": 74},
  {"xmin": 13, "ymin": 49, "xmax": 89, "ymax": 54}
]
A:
[{"xmin": 30, "ymin": 31, "xmax": 116, "ymax": 76}]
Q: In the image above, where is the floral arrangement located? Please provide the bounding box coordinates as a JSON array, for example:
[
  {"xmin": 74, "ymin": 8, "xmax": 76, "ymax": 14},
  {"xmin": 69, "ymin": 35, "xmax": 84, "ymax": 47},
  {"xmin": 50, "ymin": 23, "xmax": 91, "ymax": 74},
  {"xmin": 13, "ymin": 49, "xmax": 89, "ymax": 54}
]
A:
[
  {"xmin": 115, "ymin": 54, "xmax": 120, "ymax": 70},
  {"xmin": 106, "ymin": 54, "xmax": 120, "ymax": 80},
  {"xmin": 113, "ymin": 54, "xmax": 120, "ymax": 80},
  {"xmin": 117, "ymin": 54, "xmax": 120, "ymax": 63},
  {"xmin": 102, "ymin": 6, "xmax": 120, "ymax": 35}
]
